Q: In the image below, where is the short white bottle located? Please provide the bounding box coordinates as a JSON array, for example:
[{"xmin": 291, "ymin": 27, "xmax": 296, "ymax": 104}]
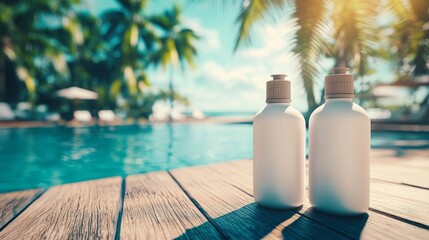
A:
[
  {"xmin": 253, "ymin": 74, "xmax": 305, "ymax": 209},
  {"xmin": 309, "ymin": 67, "xmax": 370, "ymax": 215}
]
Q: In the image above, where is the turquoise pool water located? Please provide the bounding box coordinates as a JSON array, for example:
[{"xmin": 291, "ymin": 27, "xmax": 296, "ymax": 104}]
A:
[{"xmin": 0, "ymin": 123, "xmax": 428, "ymax": 193}]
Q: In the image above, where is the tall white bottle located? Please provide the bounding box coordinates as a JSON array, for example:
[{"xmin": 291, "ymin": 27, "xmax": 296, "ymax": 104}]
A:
[
  {"xmin": 253, "ymin": 74, "xmax": 305, "ymax": 209},
  {"xmin": 309, "ymin": 67, "xmax": 370, "ymax": 215}
]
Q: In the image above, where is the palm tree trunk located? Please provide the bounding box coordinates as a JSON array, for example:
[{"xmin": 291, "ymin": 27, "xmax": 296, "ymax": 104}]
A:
[
  {"xmin": 413, "ymin": 27, "xmax": 429, "ymax": 75},
  {"xmin": 306, "ymin": 91, "xmax": 317, "ymax": 114},
  {"xmin": 319, "ymin": 88, "xmax": 325, "ymax": 105},
  {"xmin": 0, "ymin": 54, "xmax": 5, "ymax": 102},
  {"xmin": 168, "ymin": 67, "xmax": 174, "ymax": 121},
  {"xmin": 419, "ymin": 93, "xmax": 429, "ymax": 123}
]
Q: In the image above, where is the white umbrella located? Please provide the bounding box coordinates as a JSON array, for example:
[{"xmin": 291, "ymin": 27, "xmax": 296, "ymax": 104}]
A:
[{"xmin": 55, "ymin": 87, "xmax": 98, "ymax": 100}]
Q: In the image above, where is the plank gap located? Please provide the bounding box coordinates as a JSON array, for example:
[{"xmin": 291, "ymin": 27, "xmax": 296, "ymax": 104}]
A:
[
  {"xmin": 229, "ymin": 183, "xmax": 253, "ymax": 197},
  {"xmin": 171, "ymin": 165, "xmax": 350, "ymax": 239},
  {"xmin": 114, "ymin": 177, "xmax": 126, "ymax": 240},
  {"xmin": 0, "ymin": 189, "xmax": 45, "ymax": 232},
  {"xmin": 167, "ymin": 171, "xmax": 228, "ymax": 240},
  {"xmin": 0, "ymin": 177, "xmax": 122, "ymax": 239},
  {"xmin": 368, "ymin": 208, "xmax": 429, "ymax": 230},
  {"xmin": 215, "ymin": 160, "xmax": 429, "ymax": 239},
  {"xmin": 371, "ymin": 177, "xmax": 429, "ymax": 190},
  {"xmin": 400, "ymin": 183, "xmax": 429, "ymax": 191},
  {"xmin": 303, "ymin": 179, "xmax": 429, "ymax": 226}
]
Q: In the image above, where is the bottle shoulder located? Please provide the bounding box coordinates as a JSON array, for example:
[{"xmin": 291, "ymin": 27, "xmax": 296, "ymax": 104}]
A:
[
  {"xmin": 309, "ymin": 102, "xmax": 370, "ymax": 123},
  {"xmin": 254, "ymin": 104, "xmax": 304, "ymax": 122}
]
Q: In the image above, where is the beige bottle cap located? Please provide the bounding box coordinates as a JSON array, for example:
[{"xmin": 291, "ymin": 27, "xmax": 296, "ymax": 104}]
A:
[
  {"xmin": 325, "ymin": 67, "xmax": 354, "ymax": 99},
  {"xmin": 266, "ymin": 74, "xmax": 291, "ymax": 103}
]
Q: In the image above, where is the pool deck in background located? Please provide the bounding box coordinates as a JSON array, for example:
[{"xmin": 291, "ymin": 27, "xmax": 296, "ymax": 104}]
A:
[
  {"xmin": 0, "ymin": 149, "xmax": 428, "ymax": 239},
  {"xmin": 2, "ymin": 117, "xmax": 429, "ymax": 132}
]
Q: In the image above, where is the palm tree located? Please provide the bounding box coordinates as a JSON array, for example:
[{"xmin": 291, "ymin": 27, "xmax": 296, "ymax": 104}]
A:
[
  {"xmin": 149, "ymin": 4, "xmax": 199, "ymax": 117},
  {"xmin": 232, "ymin": 0, "xmax": 378, "ymax": 112},
  {"xmin": 383, "ymin": 0, "xmax": 429, "ymax": 121},
  {"xmin": 0, "ymin": 0, "xmax": 80, "ymax": 106},
  {"xmin": 385, "ymin": 0, "xmax": 429, "ymax": 78},
  {"xmin": 191, "ymin": 0, "xmax": 427, "ymax": 113},
  {"xmin": 67, "ymin": 13, "xmax": 105, "ymax": 89},
  {"xmin": 101, "ymin": 0, "xmax": 156, "ymax": 109}
]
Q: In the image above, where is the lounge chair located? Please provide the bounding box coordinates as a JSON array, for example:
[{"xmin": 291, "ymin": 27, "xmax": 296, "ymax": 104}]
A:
[
  {"xmin": 0, "ymin": 102, "xmax": 15, "ymax": 120},
  {"xmin": 46, "ymin": 113, "xmax": 61, "ymax": 122},
  {"xmin": 73, "ymin": 110, "xmax": 92, "ymax": 123},
  {"xmin": 367, "ymin": 108, "xmax": 391, "ymax": 120},
  {"xmin": 14, "ymin": 102, "xmax": 31, "ymax": 120},
  {"xmin": 170, "ymin": 109, "xmax": 185, "ymax": 121},
  {"xmin": 192, "ymin": 109, "xmax": 206, "ymax": 120},
  {"xmin": 98, "ymin": 110, "xmax": 116, "ymax": 122},
  {"xmin": 150, "ymin": 105, "xmax": 169, "ymax": 121}
]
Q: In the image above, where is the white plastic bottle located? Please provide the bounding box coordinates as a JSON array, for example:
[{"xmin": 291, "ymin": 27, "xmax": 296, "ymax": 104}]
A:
[
  {"xmin": 309, "ymin": 67, "xmax": 370, "ymax": 215},
  {"xmin": 253, "ymin": 74, "xmax": 305, "ymax": 209}
]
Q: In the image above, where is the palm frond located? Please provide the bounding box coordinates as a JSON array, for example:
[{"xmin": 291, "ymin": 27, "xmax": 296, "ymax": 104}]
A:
[
  {"xmin": 293, "ymin": 0, "xmax": 330, "ymax": 110},
  {"xmin": 101, "ymin": 11, "xmax": 127, "ymax": 40},
  {"xmin": 386, "ymin": 0, "xmax": 413, "ymax": 24},
  {"xmin": 137, "ymin": 20, "xmax": 157, "ymax": 51},
  {"xmin": 331, "ymin": 0, "xmax": 378, "ymax": 76},
  {"xmin": 381, "ymin": 0, "xmax": 429, "ymax": 77},
  {"xmin": 234, "ymin": 0, "xmax": 287, "ymax": 51},
  {"xmin": 149, "ymin": 4, "xmax": 199, "ymax": 72},
  {"xmin": 149, "ymin": 15, "xmax": 171, "ymax": 31},
  {"xmin": 116, "ymin": 0, "xmax": 148, "ymax": 14}
]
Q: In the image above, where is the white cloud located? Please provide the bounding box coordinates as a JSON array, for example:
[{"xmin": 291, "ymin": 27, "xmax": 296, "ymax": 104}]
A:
[
  {"xmin": 183, "ymin": 17, "xmax": 220, "ymax": 52},
  {"xmin": 237, "ymin": 19, "xmax": 299, "ymax": 58},
  {"xmin": 188, "ymin": 56, "xmax": 310, "ymax": 112},
  {"xmin": 147, "ymin": 18, "xmax": 311, "ymax": 112},
  {"xmin": 182, "ymin": 18, "xmax": 309, "ymax": 111},
  {"xmin": 199, "ymin": 61, "xmax": 262, "ymax": 88}
]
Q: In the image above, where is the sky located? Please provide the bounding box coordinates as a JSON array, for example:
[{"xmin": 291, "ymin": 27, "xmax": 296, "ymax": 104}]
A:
[{"xmin": 81, "ymin": 0, "xmax": 411, "ymax": 113}]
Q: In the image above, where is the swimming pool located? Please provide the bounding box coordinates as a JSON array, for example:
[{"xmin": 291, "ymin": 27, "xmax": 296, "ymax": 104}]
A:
[{"xmin": 0, "ymin": 123, "xmax": 428, "ymax": 193}]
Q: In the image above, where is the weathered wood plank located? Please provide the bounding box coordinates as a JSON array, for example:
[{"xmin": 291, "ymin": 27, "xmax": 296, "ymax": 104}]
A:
[
  {"xmin": 308, "ymin": 149, "xmax": 429, "ymax": 188},
  {"xmin": 0, "ymin": 188, "xmax": 44, "ymax": 229},
  {"xmin": 170, "ymin": 165, "xmax": 347, "ymax": 239},
  {"xmin": 370, "ymin": 180, "xmax": 429, "ymax": 226},
  {"xmin": 0, "ymin": 177, "xmax": 122, "ymax": 240},
  {"xmin": 224, "ymin": 160, "xmax": 429, "ymax": 239},
  {"xmin": 121, "ymin": 171, "xmax": 221, "ymax": 240},
  {"xmin": 370, "ymin": 149, "xmax": 429, "ymax": 188},
  {"xmin": 233, "ymin": 159, "xmax": 429, "ymax": 226},
  {"xmin": 371, "ymin": 165, "xmax": 429, "ymax": 189}
]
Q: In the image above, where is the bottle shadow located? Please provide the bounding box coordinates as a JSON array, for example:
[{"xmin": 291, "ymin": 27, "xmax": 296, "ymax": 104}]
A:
[
  {"xmin": 175, "ymin": 203, "xmax": 368, "ymax": 239},
  {"xmin": 301, "ymin": 207, "xmax": 369, "ymax": 240}
]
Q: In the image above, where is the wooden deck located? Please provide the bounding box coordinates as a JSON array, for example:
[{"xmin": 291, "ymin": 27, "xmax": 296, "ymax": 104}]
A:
[{"xmin": 0, "ymin": 149, "xmax": 428, "ymax": 239}]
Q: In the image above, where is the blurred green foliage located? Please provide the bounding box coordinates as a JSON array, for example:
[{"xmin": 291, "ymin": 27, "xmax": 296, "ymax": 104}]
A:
[{"xmin": 0, "ymin": 0, "xmax": 198, "ymax": 119}]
